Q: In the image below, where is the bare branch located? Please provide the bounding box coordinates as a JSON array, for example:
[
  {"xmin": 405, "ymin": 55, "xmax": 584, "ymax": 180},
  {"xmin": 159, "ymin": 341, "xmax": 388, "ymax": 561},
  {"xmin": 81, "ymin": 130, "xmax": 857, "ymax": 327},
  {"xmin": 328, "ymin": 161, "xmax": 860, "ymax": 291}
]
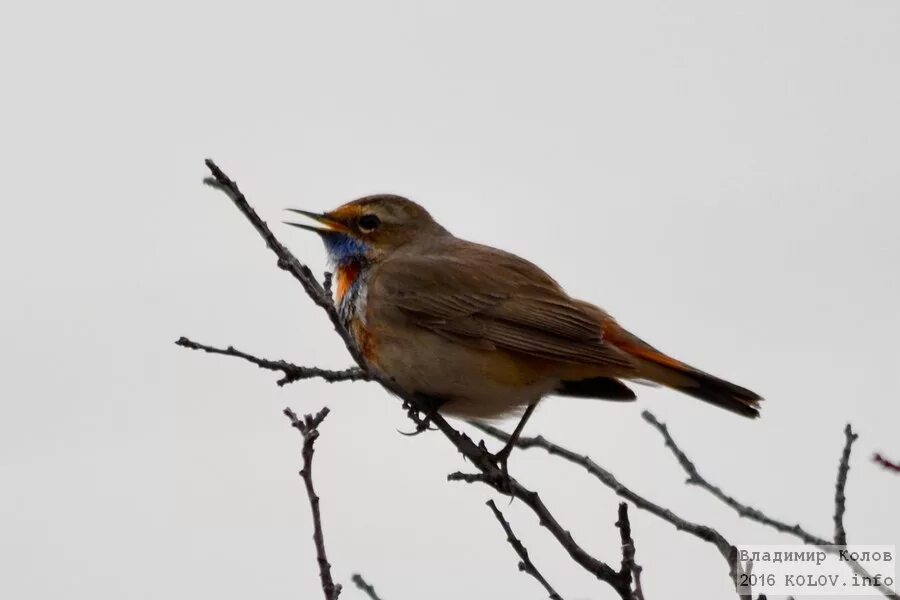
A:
[
  {"xmin": 441, "ymin": 425, "xmax": 631, "ymax": 598},
  {"xmin": 642, "ymin": 412, "xmax": 898, "ymax": 599},
  {"xmin": 202, "ymin": 159, "xmax": 366, "ymax": 368},
  {"xmin": 284, "ymin": 406, "xmax": 342, "ymax": 600},
  {"xmin": 350, "ymin": 574, "xmax": 383, "ymax": 600},
  {"xmin": 470, "ymin": 421, "xmax": 743, "ymax": 594},
  {"xmin": 175, "ymin": 336, "xmax": 369, "ymax": 386},
  {"xmin": 615, "ymin": 503, "xmax": 644, "ymax": 600},
  {"xmin": 834, "ymin": 424, "xmax": 858, "ymax": 546},
  {"xmin": 874, "ymin": 453, "xmax": 900, "ymax": 473},
  {"xmin": 639, "ymin": 411, "xmax": 830, "ymax": 546},
  {"xmin": 486, "ymin": 499, "xmax": 564, "ymax": 600}
]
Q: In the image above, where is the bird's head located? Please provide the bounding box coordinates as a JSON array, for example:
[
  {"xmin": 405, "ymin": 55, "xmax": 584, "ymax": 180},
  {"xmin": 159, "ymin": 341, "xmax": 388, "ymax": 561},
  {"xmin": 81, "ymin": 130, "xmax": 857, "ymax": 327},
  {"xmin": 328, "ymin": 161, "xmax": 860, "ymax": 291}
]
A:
[{"xmin": 285, "ymin": 195, "xmax": 446, "ymax": 266}]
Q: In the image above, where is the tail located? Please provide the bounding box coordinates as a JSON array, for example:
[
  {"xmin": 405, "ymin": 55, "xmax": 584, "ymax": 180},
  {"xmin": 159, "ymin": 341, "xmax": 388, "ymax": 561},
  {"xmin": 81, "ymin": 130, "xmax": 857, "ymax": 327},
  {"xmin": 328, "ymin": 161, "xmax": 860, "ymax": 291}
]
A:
[
  {"xmin": 647, "ymin": 360, "xmax": 762, "ymax": 418},
  {"xmin": 606, "ymin": 324, "xmax": 763, "ymax": 418}
]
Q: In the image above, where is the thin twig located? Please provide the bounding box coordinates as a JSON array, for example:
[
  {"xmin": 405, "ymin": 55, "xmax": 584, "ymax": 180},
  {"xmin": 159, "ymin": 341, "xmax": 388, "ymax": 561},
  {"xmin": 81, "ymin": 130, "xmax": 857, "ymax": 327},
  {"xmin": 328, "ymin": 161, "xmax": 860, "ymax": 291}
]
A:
[
  {"xmin": 640, "ymin": 411, "xmax": 830, "ymax": 546},
  {"xmin": 350, "ymin": 574, "xmax": 383, "ymax": 600},
  {"xmin": 486, "ymin": 499, "xmax": 564, "ymax": 600},
  {"xmin": 641, "ymin": 412, "xmax": 897, "ymax": 600},
  {"xmin": 834, "ymin": 424, "xmax": 858, "ymax": 546},
  {"xmin": 285, "ymin": 406, "xmax": 342, "ymax": 600},
  {"xmin": 873, "ymin": 453, "xmax": 900, "ymax": 473},
  {"xmin": 615, "ymin": 503, "xmax": 643, "ymax": 600},
  {"xmin": 175, "ymin": 337, "xmax": 370, "ymax": 385},
  {"xmin": 202, "ymin": 159, "xmax": 366, "ymax": 368}
]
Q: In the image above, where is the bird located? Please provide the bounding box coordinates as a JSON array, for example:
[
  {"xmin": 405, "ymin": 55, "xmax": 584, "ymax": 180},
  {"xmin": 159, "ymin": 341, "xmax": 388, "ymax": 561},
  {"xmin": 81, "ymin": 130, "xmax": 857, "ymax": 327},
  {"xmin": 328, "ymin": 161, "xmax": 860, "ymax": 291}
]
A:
[{"xmin": 285, "ymin": 195, "xmax": 762, "ymax": 461}]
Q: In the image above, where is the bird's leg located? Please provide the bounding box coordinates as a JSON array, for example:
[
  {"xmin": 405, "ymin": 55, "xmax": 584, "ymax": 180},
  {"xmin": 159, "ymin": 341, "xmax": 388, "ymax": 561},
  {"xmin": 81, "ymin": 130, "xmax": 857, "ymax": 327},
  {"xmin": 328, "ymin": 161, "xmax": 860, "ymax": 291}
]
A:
[{"xmin": 492, "ymin": 402, "xmax": 537, "ymax": 475}]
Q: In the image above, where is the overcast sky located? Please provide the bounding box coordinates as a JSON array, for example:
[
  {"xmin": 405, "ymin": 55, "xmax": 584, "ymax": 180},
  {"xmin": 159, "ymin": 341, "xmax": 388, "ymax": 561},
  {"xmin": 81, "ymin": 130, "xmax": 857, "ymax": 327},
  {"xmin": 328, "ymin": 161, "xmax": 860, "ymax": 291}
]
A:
[{"xmin": 2, "ymin": 1, "xmax": 899, "ymax": 599}]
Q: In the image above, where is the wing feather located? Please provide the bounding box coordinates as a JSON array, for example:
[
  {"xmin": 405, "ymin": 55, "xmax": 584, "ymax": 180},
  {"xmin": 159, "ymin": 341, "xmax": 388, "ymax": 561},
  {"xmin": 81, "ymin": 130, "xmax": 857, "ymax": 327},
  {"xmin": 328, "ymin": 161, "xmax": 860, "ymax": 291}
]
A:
[{"xmin": 374, "ymin": 242, "xmax": 635, "ymax": 370}]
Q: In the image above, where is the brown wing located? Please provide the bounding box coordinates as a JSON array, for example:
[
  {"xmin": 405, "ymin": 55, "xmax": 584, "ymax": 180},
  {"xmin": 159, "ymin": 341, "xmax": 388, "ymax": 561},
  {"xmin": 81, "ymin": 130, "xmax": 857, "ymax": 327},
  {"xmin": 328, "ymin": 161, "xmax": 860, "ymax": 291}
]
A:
[{"xmin": 372, "ymin": 241, "xmax": 635, "ymax": 370}]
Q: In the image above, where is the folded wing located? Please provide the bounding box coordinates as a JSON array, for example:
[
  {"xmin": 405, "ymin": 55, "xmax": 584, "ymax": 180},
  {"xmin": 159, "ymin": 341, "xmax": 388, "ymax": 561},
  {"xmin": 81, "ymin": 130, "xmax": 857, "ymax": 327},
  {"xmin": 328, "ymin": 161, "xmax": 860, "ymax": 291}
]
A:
[{"xmin": 373, "ymin": 241, "xmax": 635, "ymax": 370}]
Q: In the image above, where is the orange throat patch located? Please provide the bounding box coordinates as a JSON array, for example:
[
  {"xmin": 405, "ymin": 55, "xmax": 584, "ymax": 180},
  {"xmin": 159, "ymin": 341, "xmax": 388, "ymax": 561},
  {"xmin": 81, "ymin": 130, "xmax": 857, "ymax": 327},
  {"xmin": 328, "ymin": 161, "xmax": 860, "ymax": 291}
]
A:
[
  {"xmin": 334, "ymin": 263, "xmax": 362, "ymax": 304},
  {"xmin": 334, "ymin": 263, "xmax": 376, "ymax": 365}
]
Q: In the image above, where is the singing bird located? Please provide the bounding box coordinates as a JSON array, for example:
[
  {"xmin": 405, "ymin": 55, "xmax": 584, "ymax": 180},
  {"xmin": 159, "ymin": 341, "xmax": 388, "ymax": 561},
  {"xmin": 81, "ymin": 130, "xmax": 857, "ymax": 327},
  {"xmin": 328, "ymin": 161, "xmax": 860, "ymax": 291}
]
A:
[{"xmin": 286, "ymin": 196, "xmax": 761, "ymax": 457}]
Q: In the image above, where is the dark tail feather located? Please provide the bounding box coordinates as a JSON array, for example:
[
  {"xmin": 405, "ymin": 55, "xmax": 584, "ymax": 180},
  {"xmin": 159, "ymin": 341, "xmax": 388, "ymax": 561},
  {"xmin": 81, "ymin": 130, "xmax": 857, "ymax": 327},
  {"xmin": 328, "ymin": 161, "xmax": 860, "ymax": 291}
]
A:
[
  {"xmin": 666, "ymin": 367, "xmax": 762, "ymax": 418},
  {"xmin": 603, "ymin": 322, "xmax": 762, "ymax": 418},
  {"xmin": 556, "ymin": 377, "xmax": 636, "ymax": 401}
]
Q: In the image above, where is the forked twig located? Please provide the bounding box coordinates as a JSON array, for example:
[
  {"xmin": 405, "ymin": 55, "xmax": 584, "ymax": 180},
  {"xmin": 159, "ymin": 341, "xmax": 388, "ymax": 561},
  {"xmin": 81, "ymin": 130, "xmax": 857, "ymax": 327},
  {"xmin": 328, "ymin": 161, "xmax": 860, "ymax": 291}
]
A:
[
  {"xmin": 284, "ymin": 406, "xmax": 342, "ymax": 600},
  {"xmin": 176, "ymin": 337, "xmax": 369, "ymax": 385},
  {"xmin": 471, "ymin": 421, "xmax": 743, "ymax": 592}
]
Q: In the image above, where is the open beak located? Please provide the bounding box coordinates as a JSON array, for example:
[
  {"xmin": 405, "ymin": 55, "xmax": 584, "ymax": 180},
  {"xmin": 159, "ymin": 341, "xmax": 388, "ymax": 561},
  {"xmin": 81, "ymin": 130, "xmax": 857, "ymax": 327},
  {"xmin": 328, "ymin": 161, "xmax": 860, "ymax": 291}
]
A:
[{"xmin": 283, "ymin": 209, "xmax": 349, "ymax": 235}]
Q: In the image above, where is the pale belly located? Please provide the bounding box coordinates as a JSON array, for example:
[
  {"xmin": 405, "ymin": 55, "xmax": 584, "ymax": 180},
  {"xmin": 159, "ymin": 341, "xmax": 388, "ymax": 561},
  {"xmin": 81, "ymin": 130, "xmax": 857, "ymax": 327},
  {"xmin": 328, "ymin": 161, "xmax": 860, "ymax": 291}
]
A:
[{"xmin": 340, "ymin": 275, "xmax": 560, "ymax": 420}]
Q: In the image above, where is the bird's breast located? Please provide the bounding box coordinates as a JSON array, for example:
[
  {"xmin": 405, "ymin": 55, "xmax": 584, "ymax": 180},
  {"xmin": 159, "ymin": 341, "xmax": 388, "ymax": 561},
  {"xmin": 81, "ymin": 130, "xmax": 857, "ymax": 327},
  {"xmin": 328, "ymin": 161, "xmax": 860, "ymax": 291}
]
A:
[{"xmin": 334, "ymin": 264, "xmax": 375, "ymax": 361}]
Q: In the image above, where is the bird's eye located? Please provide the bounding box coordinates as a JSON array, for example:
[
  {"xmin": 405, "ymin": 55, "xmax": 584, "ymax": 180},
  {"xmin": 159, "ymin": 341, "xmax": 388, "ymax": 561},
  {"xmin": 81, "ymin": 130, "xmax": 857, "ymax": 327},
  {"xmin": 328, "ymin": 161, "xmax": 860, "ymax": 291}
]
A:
[{"xmin": 357, "ymin": 214, "xmax": 381, "ymax": 232}]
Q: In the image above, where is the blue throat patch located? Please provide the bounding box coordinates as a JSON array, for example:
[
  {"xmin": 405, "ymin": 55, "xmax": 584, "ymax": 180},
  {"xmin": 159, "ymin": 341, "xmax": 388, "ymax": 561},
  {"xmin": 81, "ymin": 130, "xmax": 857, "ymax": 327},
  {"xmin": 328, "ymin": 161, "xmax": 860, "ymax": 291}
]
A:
[{"xmin": 322, "ymin": 232, "xmax": 369, "ymax": 266}]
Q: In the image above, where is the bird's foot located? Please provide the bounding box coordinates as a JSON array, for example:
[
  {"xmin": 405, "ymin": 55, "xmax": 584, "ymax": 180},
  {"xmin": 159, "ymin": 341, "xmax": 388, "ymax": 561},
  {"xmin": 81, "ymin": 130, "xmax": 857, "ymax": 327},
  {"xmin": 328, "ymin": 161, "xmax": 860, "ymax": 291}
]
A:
[
  {"xmin": 396, "ymin": 395, "xmax": 442, "ymax": 436},
  {"xmin": 397, "ymin": 394, "xmax": 446, "ymax": 436},
  {"xmin": 397, "ymin": 409, "xmax": 436, "ymax": 436}
]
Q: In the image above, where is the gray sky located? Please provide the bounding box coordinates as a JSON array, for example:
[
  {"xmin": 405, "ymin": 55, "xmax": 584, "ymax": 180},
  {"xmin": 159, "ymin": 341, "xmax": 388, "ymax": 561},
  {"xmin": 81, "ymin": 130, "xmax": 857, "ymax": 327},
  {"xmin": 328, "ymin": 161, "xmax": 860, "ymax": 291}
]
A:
[{"xmin": 2, "ymin": 1, "xmax": 898, "ymax": 598}]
